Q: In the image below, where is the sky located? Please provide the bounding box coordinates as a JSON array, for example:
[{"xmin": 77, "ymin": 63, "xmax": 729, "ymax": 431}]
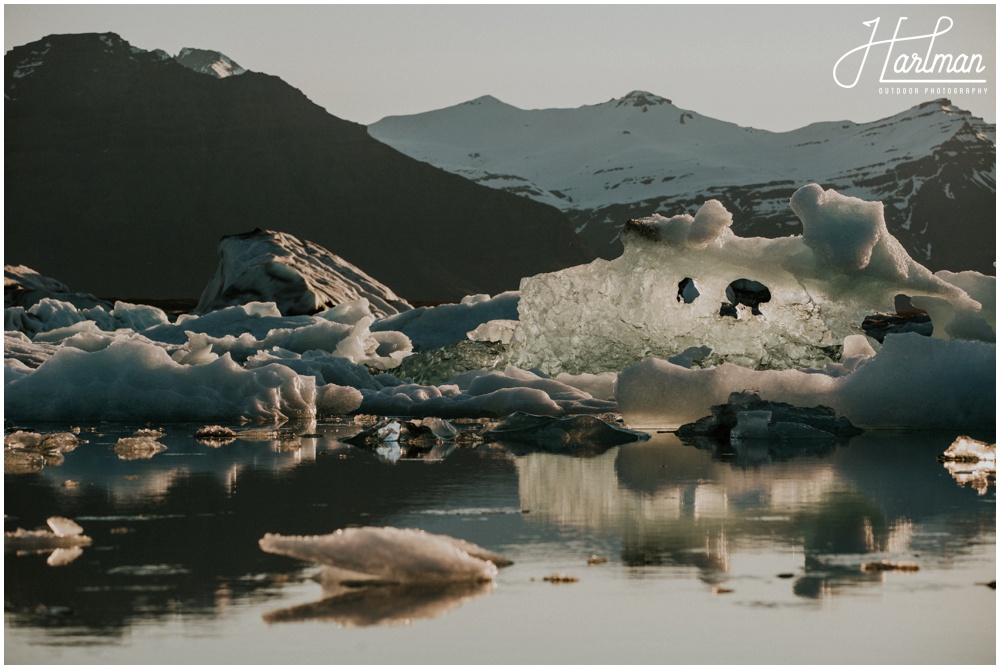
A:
[{"xmin": 4, "ymin": 4, "xmax": 996, "ymax": 131}]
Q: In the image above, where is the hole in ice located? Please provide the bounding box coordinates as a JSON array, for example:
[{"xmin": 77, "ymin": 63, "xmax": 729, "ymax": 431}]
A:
[
  {"xmin": 720, "ymin": 279, "xmax": 771, "ymax": 318},
  {"xmin": 677, "ymin": 277, "xmax": 700, "ymax": 304}
]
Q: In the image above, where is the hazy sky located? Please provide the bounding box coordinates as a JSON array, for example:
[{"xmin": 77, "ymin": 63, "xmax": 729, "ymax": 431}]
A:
[{"xmin": 5, "ymin": 4, "xmax": 995, "ymax": 131}]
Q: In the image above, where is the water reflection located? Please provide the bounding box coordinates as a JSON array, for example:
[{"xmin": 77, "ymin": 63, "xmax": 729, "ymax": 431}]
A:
[
  {"xmin": 516, "ymin": 432, "xmax": 994, "ymax": 596},
  {"xmin": 4, "ymin": 422, "xmax": 995, "ymax": 648},
  {"xmin": 263, "ymin": 581, "xmax": 493, "ymax": 627}
]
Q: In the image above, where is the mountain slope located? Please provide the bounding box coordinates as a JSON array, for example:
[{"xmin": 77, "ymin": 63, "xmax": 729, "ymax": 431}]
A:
[
  {"xmin": 5, "ymin": 33, "xmax": 593, "ymax": 302},
  {"xmin": 369, "ymin": 91, "xmax": 996, "ymax": 274}
]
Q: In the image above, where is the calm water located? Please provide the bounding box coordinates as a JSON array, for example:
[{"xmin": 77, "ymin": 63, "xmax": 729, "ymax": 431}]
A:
[{"xmin": 4, "ymin": 422, "xmax": 996, "ymax": 664}]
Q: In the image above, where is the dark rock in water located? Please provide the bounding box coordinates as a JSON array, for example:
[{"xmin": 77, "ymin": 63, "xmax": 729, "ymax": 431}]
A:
[
  {"xmin": 482, "ymin": 412, "xmax": 649, "ymax": 456},
  {"xmin": 677, "ymin": 391, "xmax": 862, "ymax": 443}
]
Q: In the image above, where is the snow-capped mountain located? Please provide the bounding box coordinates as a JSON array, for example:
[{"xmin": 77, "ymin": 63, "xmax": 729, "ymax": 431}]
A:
[
  {"xmin": 370, "ymin": 91, "xmax": 996, "ymax": 274},
  {"xmin": 5, "ymin": 33, "xmax": 592, "ymax": 302},
  {"xmin": 175, "ymin": 47, "xmax": 246, "ymax": 79}
]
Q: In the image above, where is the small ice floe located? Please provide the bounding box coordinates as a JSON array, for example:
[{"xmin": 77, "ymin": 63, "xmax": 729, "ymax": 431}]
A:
[
  {"xmin": 113, "ymin": 435, "xmax": 167, "ymax": 460},
  {"xmin": 541, "ymin": 574, "xmax": 578, "ymax": 584},
  {"xmin": 4, "ymin": 430, "xmax": 79, "ymax": 474},
  {"xmin": 481, "ymin": 412, "xmax": 649, "ymax": 455},
  {"xmin": 194, "ymin": 424, "xmax": 237, "ymax": 447},
  {"xmin": 937, "ymin": 436, "xmax": 996, "ymax": 494},
  {"xmin": 259, "ymin": 526, "xmax": 511, "ymax": 586},
  {"xmin": 677, "ymin": 391, "xmax": 862, "ymax": 443},
  {"xmin": 4, "ymin": 517, "xmax": 92, "ymax": 566},
  {"xmin": 344, "ymin": 418, "xmax": 461, "ymax": 462}
]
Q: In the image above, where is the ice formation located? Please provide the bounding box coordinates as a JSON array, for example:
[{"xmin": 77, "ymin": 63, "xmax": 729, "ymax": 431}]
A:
[
  {"xmin": 482, "ymin": 412, "xmax": 650, "ymax": 452},
  {"xmin": 4, "ymin": 516, "xmax": 93, "ymax": 563},
  {"xmin": 259, "ymin": 527, "xmax": 511, "ymax": 585},
  {"xmin": 512, "ymin": 184, "xmax": 993, "ymax": 375},
  {"xmin": 195, "ymin": 228, "xmax": 412, "ymax": 317},
  {"xmin": 617, "ymin": 333, "xmax": 994, "ymax": 430},
  {"xmin": 371, "ymin": 291, "xmax": 518, "ymax": 351},
  {"xmin": 676, "ymin": 391, "xmax": 861, "ymax": 442},
  {"xmin": 4, "ymin": 264, "xmax": 107, "ymax": 310},
  {"xmin": 938, "ymin": 436, "xmax": 996, "ymax": 495},
  {"xmin": 4, "ymin": 430, "xmax": 79, "ymax": 474}
]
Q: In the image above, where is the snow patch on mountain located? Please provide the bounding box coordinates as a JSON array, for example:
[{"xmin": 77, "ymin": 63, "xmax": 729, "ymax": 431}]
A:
[
  {"xmin": 175, "ymin": 47, "xmax": 246, "ymax": 78},
  {"xmin": 370, "ymin": 93, "xmax": 996, "ymax": 273}
]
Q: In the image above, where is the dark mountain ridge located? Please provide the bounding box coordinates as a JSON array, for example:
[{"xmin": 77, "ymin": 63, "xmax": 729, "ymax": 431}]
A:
[{"xmin": 5, "ymin": 33, "xmax": 593, "ymax": 302}]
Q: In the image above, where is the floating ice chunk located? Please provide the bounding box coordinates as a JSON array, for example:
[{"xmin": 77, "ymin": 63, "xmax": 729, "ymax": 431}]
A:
[
  {"xmin": 259, "ymin": 527, "xmax": 510, "ymax": 585},
  {"xmin": 467, "ymin": 319, "xmax": 519, "ymax": 345},
  {"xmin": 618, "ymin": 334, "xmax": 994, "ymax": 430},
  {"xmin": 482, "ymin": 412, "xmax": 649, "ymax": 454},
  {"xmin": 195, "ymin": 229, "xmax": 411, "ymax": 317},
  {"xmin": 5, "ymin": 516, "xmax": 93, "ymax": 555},
  {"xmin": 939, "ymin": 436, "xmax": 996, "ymax": 463},
  {"xmin": 513, "ymin": 185, "xmax": 991, "ymax": 376},
  {"xmin": 938, "ymin": 436, "xmax": 996, "ymax": 495},
  {"xmin": 4, "ymin": 339, "xmax": 319, "ymax": 422},
  {"xmin": 113, "ymin": 436, "xmax": 167, "ymax": 460},
  {"xmin": 372, "ymin": 291, "xmax": 519, "ymax": 352}
]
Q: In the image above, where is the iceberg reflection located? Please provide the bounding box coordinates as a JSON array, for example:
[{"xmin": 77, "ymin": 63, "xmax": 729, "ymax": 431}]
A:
[{"xmin": 263, "ymin": 580, "xmax": 493, "ymax": 627}]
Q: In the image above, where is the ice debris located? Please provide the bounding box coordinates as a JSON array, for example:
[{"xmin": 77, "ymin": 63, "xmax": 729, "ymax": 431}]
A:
[
  {"xmin": 617, "ymin": 334, "xmax": 994, "ymax": 430},
  {"xmin": 938, "ymin": 436, "xmax": 996, "ymax": 494},
  {"xmin": 4, "ymin": 264, "xmax": 108, "ymax": 310},
  {"xmin": 4, "ymin": 430, "xmax": 79, "ymax": 474},
  {"xmin": 371, "ymin": 291, "xmax": 518, "ymax": 351},
  {"xmin": 259, "ymin": 526, "xmax": 511, "ymax": 585},
  {"xmin": 5, "ymin": 517, "xmax": 92, "ymax": 566},
  {"xmin": 113, "ymin": 435, "xmax": 168, "ymax": 460},
  {"xmin": 195, "ymin": 228, "xmax": 412, "ymax": 317},
  {"xmin": 482, "ymin": 412, "xmax": 649, "ymax": 455},
  {"xmin": 677, "ymin": 391, "xmax": 862, "ymax": 442},
  {"xmin": 512, "ymin": 184, "xmax": 993, "ymax": 376}
]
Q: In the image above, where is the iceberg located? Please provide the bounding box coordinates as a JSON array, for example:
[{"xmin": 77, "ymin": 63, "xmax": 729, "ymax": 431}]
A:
[
  {"xmin": 195, "ymin": 228, "xmax": 412, "ymax": 317},
  {"xmin": 512, "ymin": 184, "xmax": 993, "ymax": 376},
  {"xmin": 618, "ymin": 334, "xmax": 994, "ymax": 430}
]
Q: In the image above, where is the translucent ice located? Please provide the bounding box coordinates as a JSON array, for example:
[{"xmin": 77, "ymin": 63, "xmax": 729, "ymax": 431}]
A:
[{"xmin": 513, "ymin": 185, "xmax": 993, "ymax": 375}]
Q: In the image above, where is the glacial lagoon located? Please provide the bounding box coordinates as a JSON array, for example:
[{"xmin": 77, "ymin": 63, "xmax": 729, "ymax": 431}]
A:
[{"xmin": 4, "ymin": 422, "xmax": 995, "ymax": 664}]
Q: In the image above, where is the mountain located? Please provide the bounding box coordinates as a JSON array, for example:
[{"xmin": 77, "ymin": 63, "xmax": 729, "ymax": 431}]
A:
[
  {"xmin": 5, "ymin": 33, "xmax": 593, "ymax": 303},
  {"xmin": 369, "ymin": 91, "xmax": 996, "ymax": 274}
]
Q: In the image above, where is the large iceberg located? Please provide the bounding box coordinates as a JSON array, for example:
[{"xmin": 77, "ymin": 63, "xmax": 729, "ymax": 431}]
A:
[
  {"xmin": 195, "ymin": 228, "xmax": 412, "ymax": 317},
  {"xmin": 512, "ymin": 184, "xmax": 993, "ymax": 375}
]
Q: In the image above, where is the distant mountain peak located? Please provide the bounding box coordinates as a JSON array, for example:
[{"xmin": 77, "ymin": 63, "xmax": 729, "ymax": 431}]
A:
[
  {"xmin": 175, "ymin": 47, "xmax": 246, "ymax": 79},
  {"xmin": 613, "ymin": 90, "xmax": 673, "ymax": 108},
  {"xmin": 462, "ymin": 95, "xmax": 504, "ymax": 106}
]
